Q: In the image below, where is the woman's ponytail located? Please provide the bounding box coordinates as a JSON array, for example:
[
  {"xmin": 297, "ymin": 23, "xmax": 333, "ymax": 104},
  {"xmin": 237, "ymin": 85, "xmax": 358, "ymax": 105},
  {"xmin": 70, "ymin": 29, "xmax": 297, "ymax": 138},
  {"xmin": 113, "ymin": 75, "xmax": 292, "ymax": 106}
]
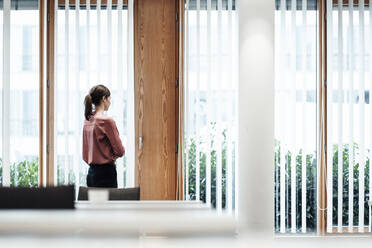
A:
[
  {"xmin": 84, "ymin": 94, "xmax": 93, "ymax": 120},
  {"xmin": 84, "ymin": 85, "xmax": 111, "ymax": 120}
]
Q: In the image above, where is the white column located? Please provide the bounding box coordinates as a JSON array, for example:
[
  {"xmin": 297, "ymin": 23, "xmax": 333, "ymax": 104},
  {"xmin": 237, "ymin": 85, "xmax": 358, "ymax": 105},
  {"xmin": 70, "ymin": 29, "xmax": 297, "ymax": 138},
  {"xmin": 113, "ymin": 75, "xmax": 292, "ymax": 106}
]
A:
[{"xmin": 238, "ymin": 0, "xmax": 274, "ymax": 230}]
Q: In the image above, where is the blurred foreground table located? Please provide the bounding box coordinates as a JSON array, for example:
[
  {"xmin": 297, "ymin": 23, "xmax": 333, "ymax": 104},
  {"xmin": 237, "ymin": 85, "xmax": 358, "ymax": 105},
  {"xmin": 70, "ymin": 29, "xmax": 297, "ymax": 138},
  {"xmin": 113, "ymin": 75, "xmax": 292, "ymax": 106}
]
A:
[{"xmin": 0, "ymin": 201, "xmax": 236, "ymax": 236}]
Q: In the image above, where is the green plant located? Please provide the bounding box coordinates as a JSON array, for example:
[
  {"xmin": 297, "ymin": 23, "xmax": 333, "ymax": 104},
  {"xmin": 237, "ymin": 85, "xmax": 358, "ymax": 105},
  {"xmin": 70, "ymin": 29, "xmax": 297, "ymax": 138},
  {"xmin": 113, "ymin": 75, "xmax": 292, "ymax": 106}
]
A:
[
  {"xmin": 274, "ymin": 141, "xmax": 372, "ymax": 233},
  {"xmin": 10, "ymin": 158, "xmax": 39, "ymax": 187},
  {"xmin": 274, "ymin": 140, "xmax": 317, "ymax": 233},
  {"xmin": 0, "ymin": 157, "xmax": 38, "ymax": 187},
  {"xmin": 331, "ymin": 143, "xmax": 370, "ymax": 226},
  {"xmin": 186, "ymin": 124, "xmax": 234, "ymax": 209}
]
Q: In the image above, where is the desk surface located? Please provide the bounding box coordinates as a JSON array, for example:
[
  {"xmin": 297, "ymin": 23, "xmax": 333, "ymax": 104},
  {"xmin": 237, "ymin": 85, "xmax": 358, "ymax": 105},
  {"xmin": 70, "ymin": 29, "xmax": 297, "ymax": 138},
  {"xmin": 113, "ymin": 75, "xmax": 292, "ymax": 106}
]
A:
[
  {"xmin": 75, "ymin": 200, "xmax": 211, "ymax": 210},
  {"xmin": 0, "ymin": 202, "xmax": 236, "ymax": 236}
]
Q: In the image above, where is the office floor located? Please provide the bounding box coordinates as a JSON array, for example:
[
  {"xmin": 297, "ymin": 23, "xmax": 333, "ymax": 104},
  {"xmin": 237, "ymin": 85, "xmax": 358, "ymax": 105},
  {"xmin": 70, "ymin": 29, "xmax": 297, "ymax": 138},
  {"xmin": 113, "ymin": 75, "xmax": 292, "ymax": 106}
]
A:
[{"xmin": 1, "ymin": 230, "xmax": 371, "ymax": 248}]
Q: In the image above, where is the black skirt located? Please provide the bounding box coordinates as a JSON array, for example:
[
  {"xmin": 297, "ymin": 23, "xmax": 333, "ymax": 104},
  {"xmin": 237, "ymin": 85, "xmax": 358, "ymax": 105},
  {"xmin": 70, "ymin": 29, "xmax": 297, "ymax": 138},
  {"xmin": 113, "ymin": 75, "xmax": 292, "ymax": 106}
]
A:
[{"xmin": 87, "ymin": 162, "xmax": 118, "ymax": 188}]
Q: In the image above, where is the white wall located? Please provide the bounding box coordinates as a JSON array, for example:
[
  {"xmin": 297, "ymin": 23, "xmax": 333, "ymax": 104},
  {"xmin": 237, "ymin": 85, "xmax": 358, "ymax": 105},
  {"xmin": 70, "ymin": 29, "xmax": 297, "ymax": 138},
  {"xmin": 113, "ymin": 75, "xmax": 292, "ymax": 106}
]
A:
[{"xmin": 238, "ymin": 0, "xmax": 274, "ymax": 231}]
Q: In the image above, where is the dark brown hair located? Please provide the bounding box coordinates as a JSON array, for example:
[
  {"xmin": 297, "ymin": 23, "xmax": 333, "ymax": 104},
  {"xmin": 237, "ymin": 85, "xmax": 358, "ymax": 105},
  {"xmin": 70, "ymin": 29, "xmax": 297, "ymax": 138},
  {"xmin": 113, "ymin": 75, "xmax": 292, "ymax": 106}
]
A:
[{"xmin": 84, "ymin": 84, "xmax": 111, "ymax": 120}]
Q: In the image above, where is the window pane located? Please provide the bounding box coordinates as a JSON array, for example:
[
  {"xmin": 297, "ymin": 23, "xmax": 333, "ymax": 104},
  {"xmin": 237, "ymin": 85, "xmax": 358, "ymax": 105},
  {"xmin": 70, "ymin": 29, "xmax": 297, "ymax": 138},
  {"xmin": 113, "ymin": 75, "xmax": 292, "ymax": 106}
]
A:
[
  {"xmin": 7, "ymin": 2, "xmax": 39, "ymax": 187},
  {"xmin": 274, "ymin": 0, "xmax": 318, "ymax": 233},
  {"xmin": 326, "ymin": 2, "xmax": 372, "ymax": 233},
  {"xmin": 184, "ymin": 0, "xmax": 238, "ymax": 212},
  {"xmin": 55, "ymin": 3, "xmax": 132, "ymax": 188}
]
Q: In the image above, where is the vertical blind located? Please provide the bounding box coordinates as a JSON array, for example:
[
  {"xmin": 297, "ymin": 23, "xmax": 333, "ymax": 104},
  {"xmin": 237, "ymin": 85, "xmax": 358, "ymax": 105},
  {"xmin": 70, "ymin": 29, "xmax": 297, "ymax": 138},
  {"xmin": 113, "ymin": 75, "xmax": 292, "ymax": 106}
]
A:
[
  {"xmin": 184, "ymin": 0, "xmax": 238, "ymax": 212},
  {"xmin": 54, "ymin": 0, "xmax": 134, "ymax": 189},
  {"xmin": 274, "ymin": 0, "xmax": 318, "ymax": 233},
  {"xmin": 275, "ymin": 0, "xmax": 372, "ymax": 234},
  {"xmin": 1, "ymin": 0, "xmax": 40, "ymax": 187},
  {"xmin": 326, "ymin": 0, "xmax": 372, "ymax": 233}
]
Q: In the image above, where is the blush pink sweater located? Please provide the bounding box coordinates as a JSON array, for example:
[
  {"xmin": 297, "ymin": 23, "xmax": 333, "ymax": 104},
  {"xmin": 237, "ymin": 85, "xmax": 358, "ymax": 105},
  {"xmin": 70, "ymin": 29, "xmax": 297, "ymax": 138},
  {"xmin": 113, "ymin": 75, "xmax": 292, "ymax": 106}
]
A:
[{"xmin": 82, "ymin": 114, "xmax": 125, "ymax": 165}]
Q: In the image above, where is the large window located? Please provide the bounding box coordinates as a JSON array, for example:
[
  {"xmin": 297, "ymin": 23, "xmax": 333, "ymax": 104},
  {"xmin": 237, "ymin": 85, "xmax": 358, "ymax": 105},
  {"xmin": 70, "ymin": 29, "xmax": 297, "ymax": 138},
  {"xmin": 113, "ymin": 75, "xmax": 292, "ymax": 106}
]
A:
[
  {"xmin": 275, "ymin": 0, "xmax": 372, "ymax": 234},
  {"xmin": 274, "ymin": 0, "xmax": 318, "ymax": 234},
  {"xmin": 184, "ymin": 0, "xmax": 238, "ymax": 212},
  {"xmin": 326, "ymin": 0, "xmax": 372, "ymax": 233},
  {"xmin": 54, "ymin": 0, "xmax": 134, "ymax": 189},
  {"xmin": 0, "ymin": 0, "xmax": 40, "ymax": 187}
]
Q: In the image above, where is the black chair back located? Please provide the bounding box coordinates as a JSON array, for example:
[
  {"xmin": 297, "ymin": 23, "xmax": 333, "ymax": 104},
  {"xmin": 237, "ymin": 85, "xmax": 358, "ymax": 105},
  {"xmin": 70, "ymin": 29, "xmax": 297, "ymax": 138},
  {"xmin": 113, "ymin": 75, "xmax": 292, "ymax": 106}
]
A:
[
  {"xmin": 78, "ymin": 186, "xmax": 140, "ymax": 201},
  {"xmin": 0, "ymin": 185, "xmax": 75, "ymax": 209}
]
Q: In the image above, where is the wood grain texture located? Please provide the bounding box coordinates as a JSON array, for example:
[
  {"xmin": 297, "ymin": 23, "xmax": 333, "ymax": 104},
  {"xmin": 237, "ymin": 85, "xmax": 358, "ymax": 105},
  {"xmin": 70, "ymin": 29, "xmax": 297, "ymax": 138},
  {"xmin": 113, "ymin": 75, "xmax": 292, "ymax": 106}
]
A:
[
  {"xmin": 46, "ymin": 0, "xmax": 55, "ymax": 186},
  {"xmin": 318, "ymin": 0, "xmax": 327, "ymax": 236},
  {"xmin": 134, "ymin": 0, "xmax": 177, "ymax": 200}
]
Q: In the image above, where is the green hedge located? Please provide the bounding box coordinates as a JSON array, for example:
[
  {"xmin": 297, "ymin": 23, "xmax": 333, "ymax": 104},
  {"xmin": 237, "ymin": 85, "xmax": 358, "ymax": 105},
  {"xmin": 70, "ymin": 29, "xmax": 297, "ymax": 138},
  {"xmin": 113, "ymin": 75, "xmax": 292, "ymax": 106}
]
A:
[
  {"xmin": 274, "ymin": 140, "xmax": 317, "ymax": 232},
  {"xmin": 274, "ymin": 141, "xmax": 371, "ymax": 233},
  {"xmin": 186, "ymin": 127, "xmax": 236, "ymax": 209},
  {"xmin": 0, "ymin": 157, "xmax": 38, "ymax": 187}
]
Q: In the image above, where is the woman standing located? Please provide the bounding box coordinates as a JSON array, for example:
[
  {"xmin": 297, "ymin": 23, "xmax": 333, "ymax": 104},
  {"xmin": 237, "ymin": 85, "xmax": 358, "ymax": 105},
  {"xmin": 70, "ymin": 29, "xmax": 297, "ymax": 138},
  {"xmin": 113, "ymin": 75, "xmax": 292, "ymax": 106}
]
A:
[{"xmin": 83, "ymin": 85, "xmax": 125, "ymax": 188}]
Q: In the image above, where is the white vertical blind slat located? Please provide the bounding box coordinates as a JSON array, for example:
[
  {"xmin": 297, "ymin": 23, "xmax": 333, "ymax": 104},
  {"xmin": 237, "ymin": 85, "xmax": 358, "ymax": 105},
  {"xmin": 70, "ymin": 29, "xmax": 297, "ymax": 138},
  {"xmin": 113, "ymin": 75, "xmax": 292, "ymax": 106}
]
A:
[
  {"xmin": 86, "ymin": 0, "xmax": 90, "ymax": 86},
  {"xmin": 117, "ymin": 0, "xmax": 124, "ymax": 187},
  {"xmin": 226, "ymin": 0, "xmax": 233, "ymax": 214},
  {"xmin": 74, "ymin": 0, "xmax": 81, "ymax": 190},
  {"xmin": 326, "ymin": 0, "xmax": 333, "ymax": 233},
  {"xmin": 126, "ymin": 0, "xmax": 135, "ymax": 187},
  {"xmin": 234, "ymin": 0, "xmax": 239, "ymax": 217},
  {"xmin": 2, "ymin": 0, "xmax": 11, "ymax": 186},
  {"xmin": 54, "ymin": 0, "xmax": 59, "ymax": 185},
  {"xmin": 301, "ymin": 0, "xmax": 307, "ymax": 233},
  {"xmin": 348, "ymin": 0, "xmax": 354, "ymax": 233},
  {"xmin": 206, "ymin": 0, "xmax": 212, "ymax": 206},
  {"xmin": 337, "ymin": 0, "xmax": 343, "ymax": 233},
  {"xmin": 64, "ymin": 0, "xmax": 70, "ymax": 185},
  {"xmin": 290, "ymin": 0, "xmax": 297, "ymax": 233},
  {"xmin": 97, "ymin": 0, "xmax": 101, "ymax": 83},
  {"xmin": 195, "ymin": 0, "xmax": 200, "ymax": 202},
  {"xmin": 358, "ymin": 0, "xmax": 365, "ymax": 233},
  {"xmin": 216, "ymin": 0, "xmax": 223, "ymax": 213},
  {"xmin": 185, "ymin": 0, "xmax": 190, "ymax": 200},
  {"xmin": 279, "ymin": 0, "xmax": 286, "ymax": 233},
  {"xmin": 108, "ymin": 0, "xmax": 112, "ymax": 84}
]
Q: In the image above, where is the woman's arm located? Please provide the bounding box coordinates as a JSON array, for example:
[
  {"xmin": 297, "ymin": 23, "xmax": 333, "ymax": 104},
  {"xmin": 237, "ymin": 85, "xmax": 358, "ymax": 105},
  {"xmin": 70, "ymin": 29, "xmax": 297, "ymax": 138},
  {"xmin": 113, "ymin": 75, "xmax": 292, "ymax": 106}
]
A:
[{"xmin": 104, "ymin": 118, "xmax": 125, "ymax": 157}]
